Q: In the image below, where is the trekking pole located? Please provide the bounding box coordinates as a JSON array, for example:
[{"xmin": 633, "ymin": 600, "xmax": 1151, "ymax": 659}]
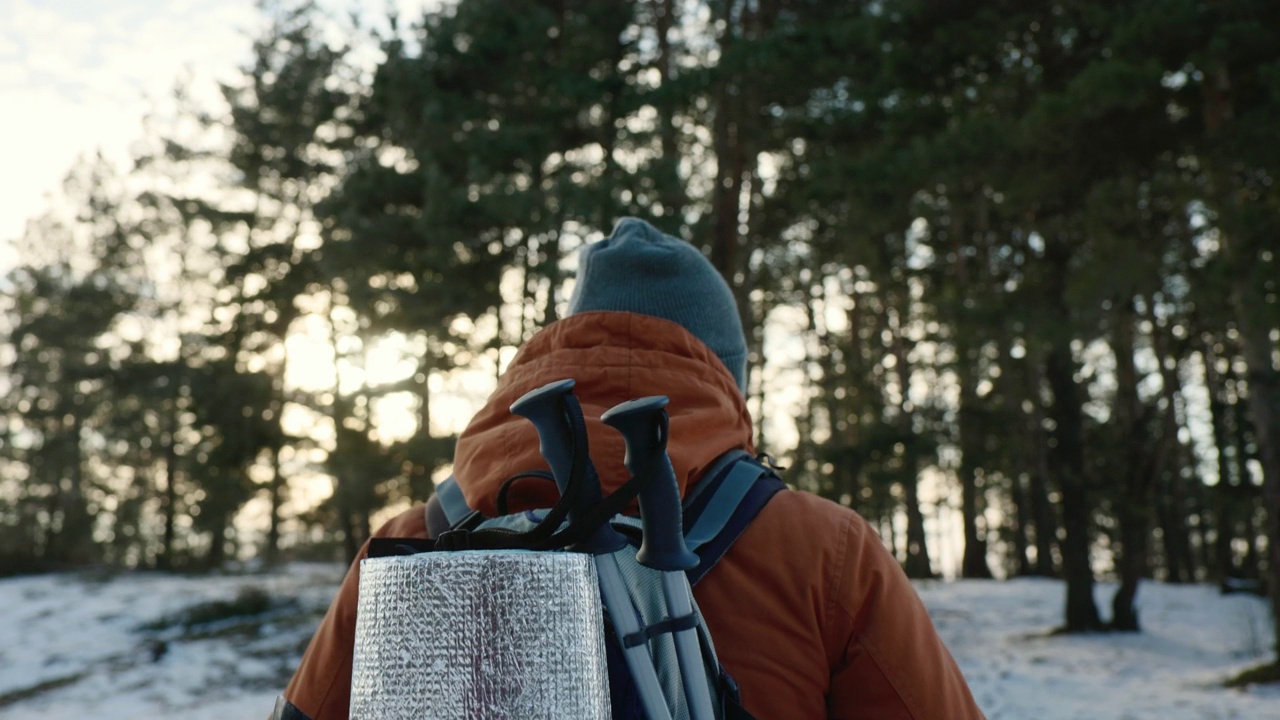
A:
[
  {"xmin": 510, "ymin": 379, "xmax": 627, "ymax": 553},
  {"xmin": 602, "ymin": 396, "xmax": 717, "ymax": 720},
  {"xmin": 511, "ymin": 379, "xmax": 675, "ymax": 720}
]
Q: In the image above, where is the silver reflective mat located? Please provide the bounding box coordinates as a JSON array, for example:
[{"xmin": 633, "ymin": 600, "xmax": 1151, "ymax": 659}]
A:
[{"xmin": 351, "ymin": 551, "xmax": 611, "ymax": 720}]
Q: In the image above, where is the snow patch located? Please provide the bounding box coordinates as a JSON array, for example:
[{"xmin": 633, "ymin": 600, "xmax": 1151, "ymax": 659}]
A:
[{"xmin": 1, "ymin": 567, "xmax": 1274, "ymax": 719}]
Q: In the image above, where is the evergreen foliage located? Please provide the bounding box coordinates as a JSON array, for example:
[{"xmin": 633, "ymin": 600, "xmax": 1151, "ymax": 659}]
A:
[{"xmin": 1, "ymin": 0, "xmax": 1277, "ymax": 659}]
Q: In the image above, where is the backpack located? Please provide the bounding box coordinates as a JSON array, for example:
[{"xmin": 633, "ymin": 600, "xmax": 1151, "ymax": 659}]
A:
[{"xmin": 370, "ymin": 379, "xmax": 786, "ymax": 720}]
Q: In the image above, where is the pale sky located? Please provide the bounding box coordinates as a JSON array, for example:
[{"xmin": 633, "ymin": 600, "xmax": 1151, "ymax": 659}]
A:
[
  {"xmin": 0, "ymin": 0, "xmax": 264, "ymax": 260},
  {"xmin": 0, "ymin": 0, "xmax": 439, "ymax": 267}
]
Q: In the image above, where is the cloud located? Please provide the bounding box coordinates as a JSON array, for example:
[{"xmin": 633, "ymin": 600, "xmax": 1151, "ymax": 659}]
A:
[
  {"xmin": 0, "ymin": 62, "xmax": 27, "ymax": 88},
  {"xmin": 0, "ymin": 0, "xmax": 259, "ymax": 244}
]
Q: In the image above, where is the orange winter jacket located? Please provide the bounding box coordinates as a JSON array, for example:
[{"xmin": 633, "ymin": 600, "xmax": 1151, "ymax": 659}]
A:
[{"xmin": 280, "ymin": 312, "xmax": 985, "ymax": 720}]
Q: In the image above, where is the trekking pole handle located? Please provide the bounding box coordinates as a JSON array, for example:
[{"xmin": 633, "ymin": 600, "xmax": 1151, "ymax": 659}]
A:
[
  {"xmin": 510, "ymin": 379, "xmax": 625, "ymax": 553},
  {"xmin": 510, "ymin": 379, "xmax": 579, "ymax": 489},
  {"xmin": 601, "ymin": 396, "xmax": 698, "ymax": 572}
]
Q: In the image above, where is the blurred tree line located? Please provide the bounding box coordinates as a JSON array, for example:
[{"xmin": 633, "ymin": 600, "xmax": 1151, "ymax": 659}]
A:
[{"xmin": 1, "ymin": 0, "xmax": 1277, "ymax": 649}]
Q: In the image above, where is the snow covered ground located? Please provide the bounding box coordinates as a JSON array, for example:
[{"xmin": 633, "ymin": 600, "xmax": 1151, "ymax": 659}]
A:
[
  {"xmin": 0, "ymin": 564, "xmax": 342, "ymax": 720},
  {"xmin": 916, "ymin": 578, "xmax": 1278, "ymax": 719},
  {"xmin": 0, "ymin": 566, "xmax": 1274, "ymax": 719}
]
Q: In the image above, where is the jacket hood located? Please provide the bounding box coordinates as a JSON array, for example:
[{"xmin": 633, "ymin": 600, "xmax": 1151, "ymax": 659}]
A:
[{"xmin": 452, "ymin": 311, "xmax": 755, "ymax": 516}]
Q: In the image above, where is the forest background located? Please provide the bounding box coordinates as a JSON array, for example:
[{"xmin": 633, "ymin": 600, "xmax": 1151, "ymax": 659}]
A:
[{"xmin": 2, "ymin": 0, "xmax": 1278, "ymax": 676}]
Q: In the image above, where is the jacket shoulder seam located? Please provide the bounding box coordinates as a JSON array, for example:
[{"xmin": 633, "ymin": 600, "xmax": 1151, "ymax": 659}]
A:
[
  {"xmin": 825, "ymin": 509, "xmax": 856, "ymax": 662},
  {"xmin": 854, "ymin": 632, "xmax": 926, "ymax": 720}
]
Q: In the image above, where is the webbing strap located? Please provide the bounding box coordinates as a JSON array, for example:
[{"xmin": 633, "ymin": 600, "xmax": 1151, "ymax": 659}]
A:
[
  {"xmin": 429, "ymin": 454, "xmax": 784, "ymax": 584},
  {"xmin": 604, "ymin": 455, "xmax": 785, "ymax": 585},
  {"xmin": 686, "ymin": 461, "xmax": 786, "ymax": 586},
  {"xmin": 271, "ymin": 696, "xmax": 313, "ymax": 720},
  {"xmin": 436, "ymin": 475, "xmax": 473, "ymax": 527},
  {"xmin": 622, "ymin": 612, "xmax": 699, "ymax": 649},
  {"xmin": 684, "ymin": 459, "xmax": 770, "ymax": 550},
  {"xmin": 681, "ymin": 449, "xmax": 751, "ymax": 512}
]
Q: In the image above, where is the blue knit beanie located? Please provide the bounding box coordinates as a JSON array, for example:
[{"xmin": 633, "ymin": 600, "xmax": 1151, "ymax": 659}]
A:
[{"xmin": 566, "ymin": 217, "xmax": 748, "ymax": 393}]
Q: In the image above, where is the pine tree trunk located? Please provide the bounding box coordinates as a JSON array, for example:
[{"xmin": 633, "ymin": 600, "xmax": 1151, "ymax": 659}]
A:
[
  {"xmin": 882, "ymin": 514, "xmax": 900, "ymax": 562},
  {"xmin": 1045, "ymin": 342, "xmax": 1102, "ymax": 631},
  {"xmin": 1234, "ymin": 310, "xmax": 1280, "ymax": 657},
  {"xmin": 1214, "ymin": 476, "xmax": 1237, "ymax": 580},
  {"xmin": 1244, "ymin": 505, "xmax": 1265, "ymax": 581},
  {"xmin": 1155, "ymin": 394, "xmax": 1192, "ymax": 583},
  {"xmin": 1204, "ymin": 344, "xmax": 1238, "ymax": 580},
  {"xmin": 1188, "ymin": 472, "xmax": 1214, "ymax": 581},
  {"xmin": 795, "ymin": 291, "xmax": 821, "ymax": 492},
  {"xmin": 902, "ymin": 469, "xmax": 934, "ymax": 579},
  {"xmin": 653, "ymin": 0, "xmax": 685, "ymax": 222},
  {"xmin": 1028, "ymin": 463, "xmax": 1058, "ymax": 575},
  {"xmin": 888, "ymin": 300, "xmax": 933, "ymax": 579},
  {"xmin": 1156, "ymin": 489, "xmax": 1191, "ymax": 583},
  {"xmin": 61, "ymin": 408, "xmax": 94, "ymax": 564},
  {"xmin": 949, "ymin": 195, "xmax": 993, "ymax": 580},
  {"xmin": 840, "ymin": 286, "xmax": 869, "ymax": 506},
  {"xmin": 1001, "ymin": 343, "xmax": 1034, "ymax": 576},
  {"xmin": 1110, "ymin": 301, "xmax": 1147, "ymax": 632},
  {"xmin": 1043, "ymin": 238, "xmax": 1101, "ymax": 632},
  {"xmin": 159, "ymin": 399, "xmax": 179, "ymax": 570},
  {"xmin": 1200, "ymin": 48, "xmax": 1280, "ymax": 665},
  {"xmin": 266, "ymin": 445, "xmax": 283, "ymax": 566},
  {"xmin": 265, "ymin": 341, "xmax": 289, "ymax": 565},
  {"xmin": 1149, "ymin": 305, "xmax": 1195, "ymax": 583},
  {"xmin": 206, "ymin": 510, "xmax": 228, "ymax": 569},
  {"xmin": 414, "ymin": 343, "xmax": 436, "ymax": 503},
  {"xmin": 328, "ymin": 304, "xmax": 360, "ymax": 564},
  {"xmin": 957, "ymin": 367, "xmax": 993, "ymax": 579},
  {"xmin": 1010, "ymin": 471, "xmax": 1033, "ymax": 577},
  {"xmin": 1233, "ymin": 399, "xmax": 1258, "ymax": 576},
  {"xmin": 1026, "ymin": 359, "xmax": 1060, "ymax": 576},
  {"xmin": 1111, "ymin": 513, "xmax": 1147, "ymax": 631}
]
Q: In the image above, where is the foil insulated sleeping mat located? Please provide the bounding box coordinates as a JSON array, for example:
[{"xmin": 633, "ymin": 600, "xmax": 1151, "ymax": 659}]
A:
[{"xmin": 350, "ymin": 551, "xmax": 612, "ymax": 720}]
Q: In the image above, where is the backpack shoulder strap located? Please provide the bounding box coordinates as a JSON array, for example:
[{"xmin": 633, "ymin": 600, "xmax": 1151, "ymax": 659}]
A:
[
  {"xmin": 683, "ymin": 452, "xmax": 787, "ymax": 585},
  {"xmin": 424, "ymin": 475, "xmax": 478, "ymax": 538},
  {"xmin": 425, "ymin": 453, "xmax": 786, "ymax": 574},
  {"xmin": 681, "ymin": 449, "xmax": 752, "ymax": 510}
]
